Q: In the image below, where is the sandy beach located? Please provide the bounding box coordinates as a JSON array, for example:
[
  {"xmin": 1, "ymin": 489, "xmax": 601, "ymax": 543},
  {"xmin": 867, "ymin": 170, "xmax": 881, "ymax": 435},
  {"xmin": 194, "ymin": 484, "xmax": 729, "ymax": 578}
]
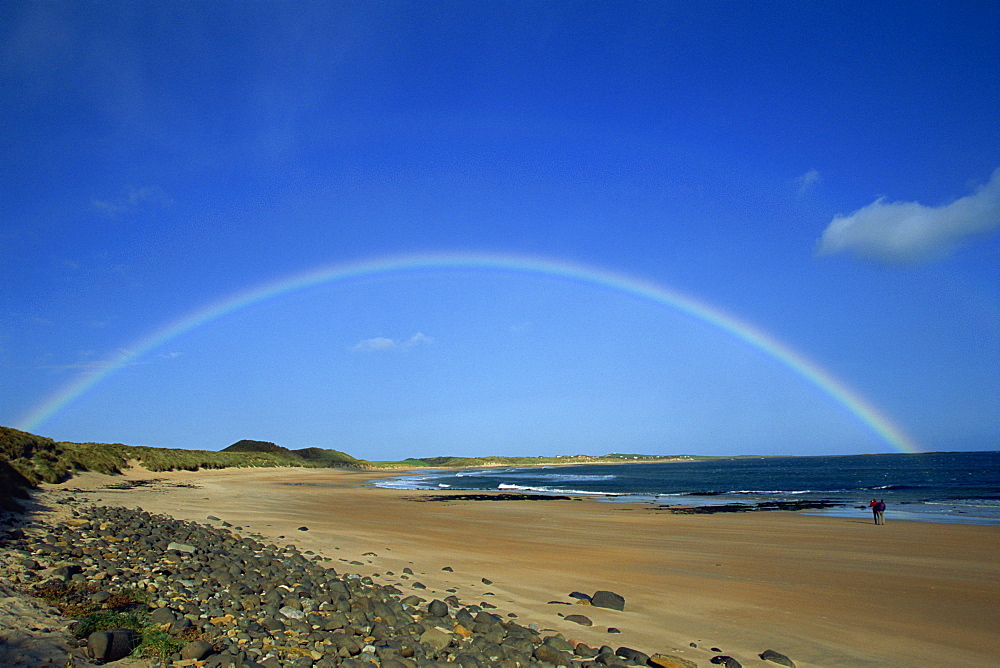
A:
[{"xmin": 18, "ymin": 465, "xmax": 1000, "ymax": 667}]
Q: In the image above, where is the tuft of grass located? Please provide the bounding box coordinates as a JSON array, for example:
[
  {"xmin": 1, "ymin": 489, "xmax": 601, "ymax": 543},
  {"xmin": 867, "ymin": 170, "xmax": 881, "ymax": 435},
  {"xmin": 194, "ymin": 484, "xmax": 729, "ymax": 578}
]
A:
[
  {"xmin": 133, "ymin": 626, "xmax": 185, "ymax": 661},
  {"xmin": 73, "ymin": 609, "xmax": 149, "ymax": 638},
  {"xmin": 33, "ymin": 582, "xmax": 198, "ymax": 661}
]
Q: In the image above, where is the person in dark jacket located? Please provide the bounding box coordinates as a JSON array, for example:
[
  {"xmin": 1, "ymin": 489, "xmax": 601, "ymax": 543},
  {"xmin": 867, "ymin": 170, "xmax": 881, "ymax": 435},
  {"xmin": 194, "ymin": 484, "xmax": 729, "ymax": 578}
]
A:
[{"xmin": 875, "ymin": 499, "xmax": 886, "ymax": 525}]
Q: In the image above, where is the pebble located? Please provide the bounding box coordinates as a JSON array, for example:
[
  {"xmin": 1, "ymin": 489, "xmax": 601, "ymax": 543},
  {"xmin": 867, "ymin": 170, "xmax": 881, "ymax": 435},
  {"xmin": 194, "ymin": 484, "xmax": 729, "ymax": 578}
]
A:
[{"xmin": 2, "ymin": 497, "xmax": 679, "ymax": 668}]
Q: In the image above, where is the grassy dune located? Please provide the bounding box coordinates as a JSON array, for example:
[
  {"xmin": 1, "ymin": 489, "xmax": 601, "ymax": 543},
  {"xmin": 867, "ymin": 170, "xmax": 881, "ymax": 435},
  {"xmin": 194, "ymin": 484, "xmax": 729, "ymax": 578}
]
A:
[
  {"xmin": 1, "ymin": 426, "xmax": 688, "ymax": 511},
  {"xmin": 0, "ymin": 427, "xmax": 360, "ymax": 511}
]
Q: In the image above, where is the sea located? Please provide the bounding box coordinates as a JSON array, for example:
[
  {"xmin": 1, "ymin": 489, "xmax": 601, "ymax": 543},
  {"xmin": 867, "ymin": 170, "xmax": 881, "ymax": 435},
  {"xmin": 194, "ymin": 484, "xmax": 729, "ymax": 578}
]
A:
[{"xmin": 375, "ymin": 451, "xmax": 1000, "ymax": 525}]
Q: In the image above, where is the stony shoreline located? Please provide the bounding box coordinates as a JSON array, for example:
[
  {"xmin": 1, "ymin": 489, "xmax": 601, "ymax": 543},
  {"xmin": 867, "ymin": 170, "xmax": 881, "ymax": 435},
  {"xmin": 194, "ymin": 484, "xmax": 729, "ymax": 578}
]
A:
[
  {"xmin": 5, "ymin": 465, "xmax": 998, "ymax": 667},
  {"xmin": 1, "ymin": 489, "xmax": 783, "ymax": 668}
]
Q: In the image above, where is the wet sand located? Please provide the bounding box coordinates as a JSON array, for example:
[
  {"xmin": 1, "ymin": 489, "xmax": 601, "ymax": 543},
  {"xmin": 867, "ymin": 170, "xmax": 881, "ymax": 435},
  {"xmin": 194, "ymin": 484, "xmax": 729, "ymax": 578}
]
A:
[{"xmin": 45, "ymin": 466, "xmax": 1000, "ymax": 667}]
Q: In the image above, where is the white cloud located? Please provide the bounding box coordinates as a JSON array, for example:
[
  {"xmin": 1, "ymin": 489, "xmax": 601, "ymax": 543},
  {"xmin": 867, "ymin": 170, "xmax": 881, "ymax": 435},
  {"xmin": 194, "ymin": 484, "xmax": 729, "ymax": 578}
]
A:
[
  {"xmin": 404, "ymin": 332, "xmax": 434, "ymax": 348},
  {"xmin": 351, "ymin": 336, "xmax": 397, "ymax": 352},
  {"xmin": 796, "ymin": 169, "xmax": 821, "ymax": 196},
  {"xmin": 816, "ymin": 169, "xmax": 1000, "ymax": 264},
  {"xmin": 92, "ymin": 186, "xmax": 173, "ymax": 216},
  {"xmin": 351, "ymin": 332, "xmax": 433, "ymax": 353}
]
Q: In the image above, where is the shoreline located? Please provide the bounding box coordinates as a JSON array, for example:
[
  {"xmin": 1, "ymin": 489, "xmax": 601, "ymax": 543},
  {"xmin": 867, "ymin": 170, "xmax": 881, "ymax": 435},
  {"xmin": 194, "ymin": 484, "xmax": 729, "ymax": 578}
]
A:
[
  {"xmin": 4, "ymin": 465, "xmax": 999, "ymax": 667},
  {"xmin": 369, "ymin": 461, "xmax": 1000, "ymax": 527}
]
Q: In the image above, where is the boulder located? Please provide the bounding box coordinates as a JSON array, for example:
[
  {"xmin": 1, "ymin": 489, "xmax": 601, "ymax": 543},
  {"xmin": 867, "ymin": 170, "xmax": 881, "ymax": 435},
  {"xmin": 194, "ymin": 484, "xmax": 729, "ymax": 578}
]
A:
[
  {"xmin": 565, "ymin": 614, "xmax": 593, "ymax": 626},
  {"xmin": 591, "ymin": 590, "xmax": 625, "ymax": 611},
  {"xmin": 534, "ymin": 644, "xmax": 572, "ymax": 666},
  {"xmin": 180, "ymin": 640, "xmax": 215, "ymax": 660},
  {"xmin": 150, "ymin": 607, "xmax": 177, "ymax": 625},
  {"xmin": 616, "ymin": 646, "xmax": 650, "ymax": 665},
  {"xmin": 596, "ymin": 650, "xmax": 627, "ymax": 666},
  {"xmin": 711, "ymin": 656, "xmax": 742, "ymax": 668},
  {"xmin": 544, "ymin": 636, "xmax": 575, "ymax": 652},
  {"xmin": 427, "ymin": 599, "xmax": 449, "ymax": 617},
  {"xmin": 760, "ymin": 649, "xmax": 795, "ymax": 667},
  {"xmin": 648, "ymin": 655, "xmax": 698, "ymax": 668},
  {"xmin": 419, "ymin": 627, "xmax": 452, "ymax": 650},
  {"xmin": 87, "ymin": 628, "xmax": 137, "ymax": 662},
  {"xmin": 169, "ymin": 617, "xmax": 192, "ymax": 634}
]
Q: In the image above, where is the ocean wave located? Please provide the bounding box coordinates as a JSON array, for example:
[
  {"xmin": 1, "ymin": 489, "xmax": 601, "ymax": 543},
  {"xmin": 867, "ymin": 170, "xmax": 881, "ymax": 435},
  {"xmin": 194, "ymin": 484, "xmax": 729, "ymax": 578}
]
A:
[
  {"xmin": 729, "ymin": 489, "xmax": 814, "ymax": 495},
  {"xmin": 488, "ymin": 472, "xmax": 617, "ymax": 483},
  {"xmin": 922, "ymin": 498, "xmax": 1000, "ymax": 508},
  {"xmin": 497, "ymin": 483, "xmax": 623, "ymax": 496}
]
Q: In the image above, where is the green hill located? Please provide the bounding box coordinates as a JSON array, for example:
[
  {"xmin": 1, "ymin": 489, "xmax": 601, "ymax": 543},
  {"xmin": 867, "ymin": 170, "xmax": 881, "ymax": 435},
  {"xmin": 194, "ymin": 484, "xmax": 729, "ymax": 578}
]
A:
[
  {"xmin": 0, "ymin": 427, "xmax": 362, "ymax": 511},
  {"xmin": 293, "ymin": 447, "xmax": 359, "ymax": 466},
  {"xmin": 222, "ymin": 439, "xmax": 291, "ymax": 455}
]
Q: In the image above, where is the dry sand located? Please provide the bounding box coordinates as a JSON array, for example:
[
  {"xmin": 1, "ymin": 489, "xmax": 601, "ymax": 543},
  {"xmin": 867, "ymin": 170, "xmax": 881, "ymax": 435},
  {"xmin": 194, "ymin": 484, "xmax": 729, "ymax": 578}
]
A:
[{"xmin": 16, "ymin": 465, "xmax": 1000, "ymax": 667}]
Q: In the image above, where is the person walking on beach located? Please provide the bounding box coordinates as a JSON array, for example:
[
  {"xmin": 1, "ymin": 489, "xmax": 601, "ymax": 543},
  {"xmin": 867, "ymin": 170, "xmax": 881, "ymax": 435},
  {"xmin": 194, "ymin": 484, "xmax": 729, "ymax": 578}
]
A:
[
  {"xmin": 869, "ymin": 499, "xmax": 879, "ymax": 524},
  {"xmin": 875, "ymin": 499, "xmax": 886, "ymax": 525}
]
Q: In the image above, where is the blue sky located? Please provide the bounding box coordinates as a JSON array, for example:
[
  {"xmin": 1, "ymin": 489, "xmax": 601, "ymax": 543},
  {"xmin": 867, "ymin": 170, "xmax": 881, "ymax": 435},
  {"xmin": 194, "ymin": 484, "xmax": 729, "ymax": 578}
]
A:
[{"xmin": 2, "ymin": 1, "xmax": 997, "ymax": 458}]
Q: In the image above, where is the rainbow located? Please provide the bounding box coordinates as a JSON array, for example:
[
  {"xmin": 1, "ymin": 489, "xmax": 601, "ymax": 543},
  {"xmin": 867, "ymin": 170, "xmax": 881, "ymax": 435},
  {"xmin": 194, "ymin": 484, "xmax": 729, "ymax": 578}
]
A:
[{"xmin": 17, "ymin": 251, "xmax": 921, "ymax": 453}]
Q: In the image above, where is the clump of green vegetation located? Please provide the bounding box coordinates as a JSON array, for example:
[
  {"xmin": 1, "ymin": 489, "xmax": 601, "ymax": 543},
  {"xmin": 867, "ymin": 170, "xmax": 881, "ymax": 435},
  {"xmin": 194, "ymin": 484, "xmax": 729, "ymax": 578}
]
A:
[
  {"xmin": 29, "ymin": 581, "xmax": 190, "ymax": 661},
  {"xmin": 134, "ymin": 625, "xmax": 187, "ymax": 660},
  {"xmin": 73, "ymin": 609, "xmax": 149, "ymax": 638},
  {"xmin": 0, "ymin": 426, "xmax": 366, "ymax": 506},
  {"xmin": 73, "ymin": 610, "xmax": 189, "ymax": 661}
]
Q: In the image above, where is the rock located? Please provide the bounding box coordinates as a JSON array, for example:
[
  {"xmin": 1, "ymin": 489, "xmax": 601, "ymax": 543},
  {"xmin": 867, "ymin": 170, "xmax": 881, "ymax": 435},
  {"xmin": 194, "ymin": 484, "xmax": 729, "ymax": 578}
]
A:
[
  {"xmin": 534, "ymin": 643, "xmax": 572, "ymax": 666},
  {"xmin": 169, "ymin": 617, "xmax": 192, "ymax": 634},
  {"xmin": 427, "ymin": 599, "xmax": 449, "ymax": 617},
  {"xmin": 481, "ymin": 578, "xmax": 493, "ymax": 585},
  {"xmin": 710, "ymin": 656, "xmax": 742, "ymax": 668},
  {"xmin": 88, "ymin": 628, "xmax": 137, "ymax": 662},
  {"xmin": 166, "ymin": 541, "xmax": 196, "ymax": 553},
  {"xmin": 279, "ymin": 605, "xmax": 304, "ymax": 620},
  {"xmin": 261, "ymin": 616, "xmax": 285, "ymax": 632},
  {"xmin": 544, "ymin": 636, "xmax": 575, "ymax": 652},
  {"xmin": 442, "ymin": 566, "xmax": 454, "ymax": 571},
  {"xmin": 648, "ymin": 655, "xmax": 698, "ymax": 668},
  {"xmin": 616, "ymin": 646, "xmax": 650, "ymax": 665},
  {"xmin": 760, "ymin": 649, "xmax": 796, "ymax": 667},
  {"xmin": 181, "ymin": 640, "xmax": 215, "ymax": 660},
  {"xmin": 591, "ymin": 590, "xmax": 626, "ymax": 611},
  {"xmin": 419, "ymin": 627, "xmax": 452, "ymax": 650},
  {"xmin": 607, "ymin": 627, "xmax": 621, "ymax": 633},
  {"xmin": 596, "ymin": 650, "xmax": 627, "ymax": 666},
  {"xmin": 89, "ymin": 591, "xmax": 113, "ymax": 605},
  {"xmin": 150, "ymin": 607, "xmax": 177, "ymax": 625},
  {"xmin": 298, "ymin": 526, "xmax": 309, "ymax": 531},
  {"xmin": 565, "ymin": 614, "xmax": 593, "ymax": 626},
  {"xmin": 569, "ymin": 591, "xmax": 592, "ymax": 602}
]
